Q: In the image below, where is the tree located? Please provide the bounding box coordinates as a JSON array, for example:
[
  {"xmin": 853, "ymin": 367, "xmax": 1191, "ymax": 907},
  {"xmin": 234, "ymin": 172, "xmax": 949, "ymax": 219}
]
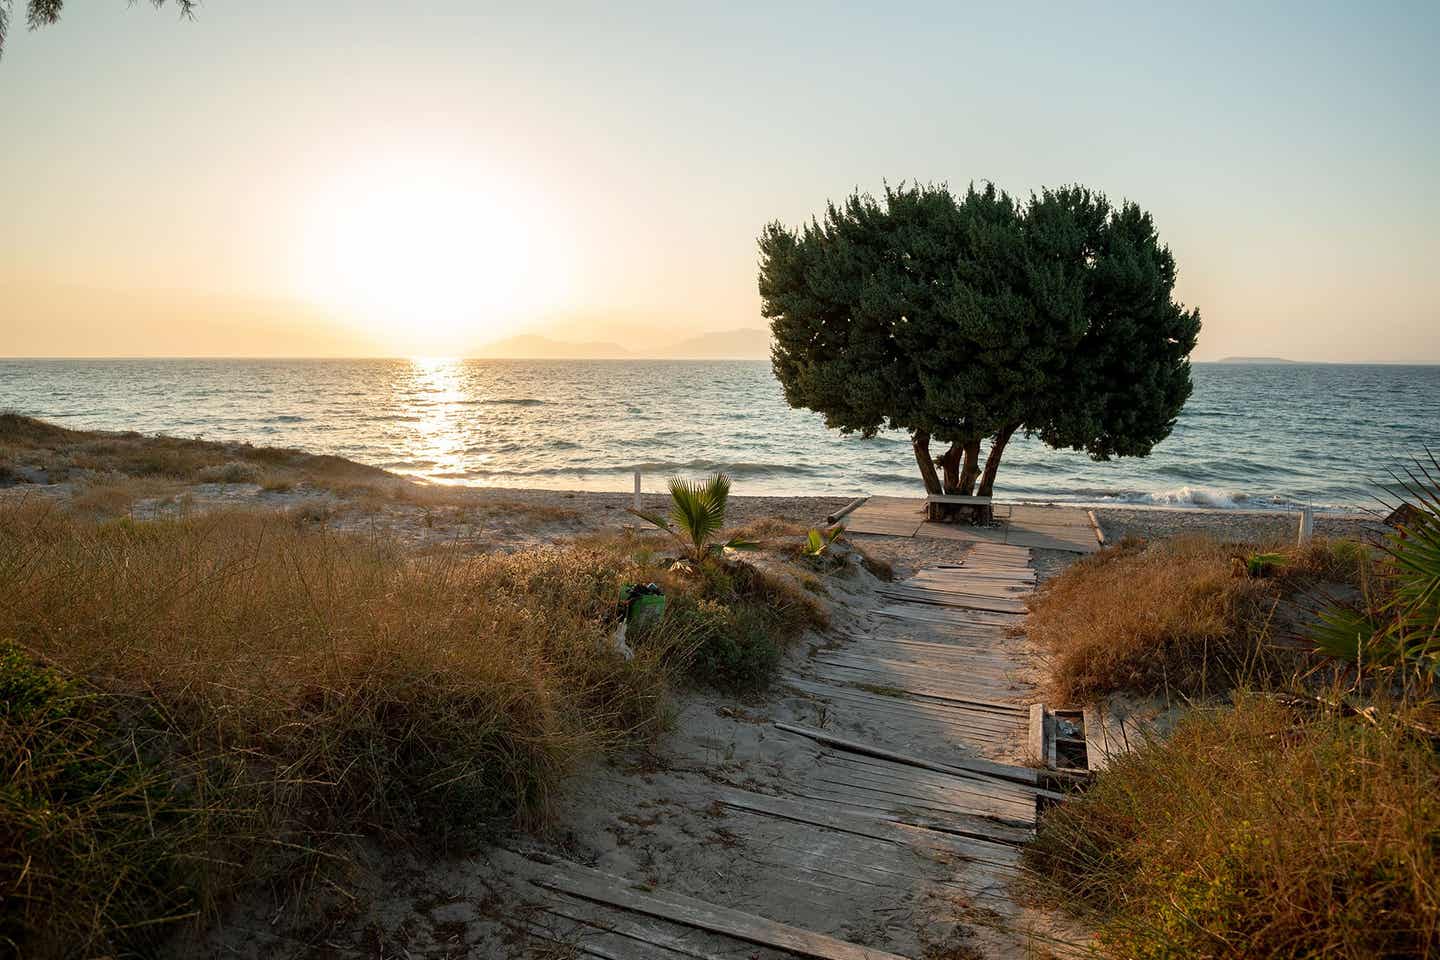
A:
[
  {"xmin": 759, "ymin": 182, "xmax": 1200, "ymax": 518},
  {"xmin": 0, "ymin": 1, "xmax": 196, "ymax": 58}
]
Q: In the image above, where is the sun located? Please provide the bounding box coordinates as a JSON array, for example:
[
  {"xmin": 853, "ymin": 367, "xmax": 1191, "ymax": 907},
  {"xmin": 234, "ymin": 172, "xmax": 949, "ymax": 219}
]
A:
[{"xmin": 296, "ymin": 155, "xmax": 569, "ymax": 352}]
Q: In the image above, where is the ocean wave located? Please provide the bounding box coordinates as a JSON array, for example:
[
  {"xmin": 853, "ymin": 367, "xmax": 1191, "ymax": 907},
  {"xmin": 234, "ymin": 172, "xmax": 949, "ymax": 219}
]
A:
[
  {"xmin": 1095, "ymin": 486, "xmax": 1316, "ymax": 510},
  {"xmin": 459, "ymin": 398, "xmax": 547, "ymax": 407}
]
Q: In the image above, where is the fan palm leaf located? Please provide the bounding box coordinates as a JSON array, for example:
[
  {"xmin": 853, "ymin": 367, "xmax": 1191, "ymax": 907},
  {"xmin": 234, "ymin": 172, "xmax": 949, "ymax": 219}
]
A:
[{"xmin": 629, "ymin": 473, "xmax": 747, "ymax": 562}]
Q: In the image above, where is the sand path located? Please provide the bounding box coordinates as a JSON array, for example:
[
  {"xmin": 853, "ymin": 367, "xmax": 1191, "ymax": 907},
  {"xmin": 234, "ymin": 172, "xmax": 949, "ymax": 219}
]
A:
[{"xmin": 342, "ymin": 537, "xmax": 1082, "ymax": 959}]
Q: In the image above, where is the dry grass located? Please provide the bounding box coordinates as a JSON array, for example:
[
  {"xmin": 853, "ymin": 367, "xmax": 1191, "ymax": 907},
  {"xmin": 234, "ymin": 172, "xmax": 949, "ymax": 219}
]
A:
[
  {"xmin": 1026, "ymin": 693, "xmax": 1440, "ymax": 958},
  {"xmin": 0, "ymin": 501, "xmax": 676, "ymax": 957},
  {"xmin": 1027, "ymin": 535, "xmax": 1367, "ymax": 703},
  {"xmin": 1, "ymin": 413, "xmax": 395, "ymax": 495}
]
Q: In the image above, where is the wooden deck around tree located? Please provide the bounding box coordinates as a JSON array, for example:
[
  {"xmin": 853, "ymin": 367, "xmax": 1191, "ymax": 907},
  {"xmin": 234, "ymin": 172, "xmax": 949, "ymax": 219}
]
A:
[{"xmin": 843, "ymin": 496, "xmax": 1101, "ymax": 553}]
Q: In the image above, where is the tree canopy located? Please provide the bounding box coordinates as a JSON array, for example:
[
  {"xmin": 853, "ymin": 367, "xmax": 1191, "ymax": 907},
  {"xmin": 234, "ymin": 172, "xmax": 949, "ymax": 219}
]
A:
[
  {"xmin": 0, "ymin": 0, "xmax": 195, "ymax": 57},
  {"xmin": 759, "ymin": 182, "xmax": 1201, "ymax": 506}
]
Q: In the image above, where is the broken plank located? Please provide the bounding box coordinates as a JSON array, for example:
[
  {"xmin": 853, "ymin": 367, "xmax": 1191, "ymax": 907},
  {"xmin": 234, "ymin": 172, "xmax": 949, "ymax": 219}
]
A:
[
  {"xmin": 1028, "ymin": 704, "xmax": 1046, "ymax": 767},
  {"xmin": 492, "ymin": 848, "xmax": 911, "ymax": 960},
  {"xmin": 774, "ymin": 721, "xmax": 1038, "ymax": 786},
  {"xmin": 714, "ymin": 784, "xmax": 1032, "ymax": 850}
]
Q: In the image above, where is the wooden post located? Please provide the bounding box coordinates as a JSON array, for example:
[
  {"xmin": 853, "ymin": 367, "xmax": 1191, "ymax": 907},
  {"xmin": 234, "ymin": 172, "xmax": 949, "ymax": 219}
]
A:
[
  {"xmin": 1297, "ymin": 505, "xmax": 1314, "ymax": 544},
  {"xmin": 633, "ymin": 470, "xmax": 642, "ymax": 513}
]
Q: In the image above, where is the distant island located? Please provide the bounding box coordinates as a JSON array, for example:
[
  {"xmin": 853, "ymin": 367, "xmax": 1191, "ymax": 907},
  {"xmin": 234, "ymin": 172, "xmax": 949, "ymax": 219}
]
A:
[
  {"xmin": 1216, "ymin": 356, "xmax": 1298, "ymax": 364},
  {"xmin": 473, "ymin": 326, "xmax": 772, "ymax": 360}
]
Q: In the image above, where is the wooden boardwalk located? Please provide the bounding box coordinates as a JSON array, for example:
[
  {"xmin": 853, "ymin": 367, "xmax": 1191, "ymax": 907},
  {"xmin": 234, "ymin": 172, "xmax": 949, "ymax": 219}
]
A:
[
  {"xmin": 844, "ymin": 497, "xmax": 1101, "ymax": 553},
  {"xmin": 493, "ymin": 542, "xmax": 1065, "ymax": 959}
]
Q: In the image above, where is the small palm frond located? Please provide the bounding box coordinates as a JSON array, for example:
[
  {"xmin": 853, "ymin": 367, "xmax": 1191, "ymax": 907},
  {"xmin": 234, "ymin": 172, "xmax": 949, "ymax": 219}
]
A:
[
  {"xmin": 1311, "ymin": 450, "xmax": 1440, "ymax": 683},
  {"xmin": 628, "ymin": 508, "xmax": 674, "ymax": 534},
  {"xmin": 1311, "ymin": 606, "xmax": 1382, "ymax": 662},
  {"xmin": 666, "ymin": 473, "xmax": 732, "ymax": 560},
  {"xmin": 802, "ymin": 525, "xmax": 846, "ymax": 557}
]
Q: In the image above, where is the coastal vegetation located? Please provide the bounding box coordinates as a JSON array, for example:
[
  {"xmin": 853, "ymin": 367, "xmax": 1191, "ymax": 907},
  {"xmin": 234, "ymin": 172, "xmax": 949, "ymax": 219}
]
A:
[
  {"xmin": 1027, "ymin": 534, "xmax": 1366, "ymax": 702},
  {"xmin": 1027, "ymin": 472, "xmax": 1440, "ymax": 957},
  {"xmin": 759, "ymin": 183, "xmax": 1200, "ymax": 510},
  {"xmin": 629, "ymin": 472, "xmax": 758, "ymax": 562},
  {"xmin": 0, "ymin": 423, "xmax": 833, "ymax": 956},
  {"xmin": 1028, "ymin": 694, "xmax": 1440, "ymax": 958}
]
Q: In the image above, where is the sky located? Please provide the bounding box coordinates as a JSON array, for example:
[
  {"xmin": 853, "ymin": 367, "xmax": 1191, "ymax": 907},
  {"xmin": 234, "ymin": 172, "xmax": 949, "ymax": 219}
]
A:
[{"xmin": 1, "ymin": 1, "xmax": 1437, "ymax": 361}]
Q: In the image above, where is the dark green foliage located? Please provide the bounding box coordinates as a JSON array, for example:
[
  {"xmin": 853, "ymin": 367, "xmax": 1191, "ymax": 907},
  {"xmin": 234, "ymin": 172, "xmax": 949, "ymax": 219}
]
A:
[
  {"xmin": 759, "ymin": 182, "xmax": 1201, "ymax": 497},
  {"xmin": 639, "ymin": 558, "xmax": 829, "ymax": 693},
  {"xmin": 665, "ymin": 595, "xmax": 781, "ymax": 692}
]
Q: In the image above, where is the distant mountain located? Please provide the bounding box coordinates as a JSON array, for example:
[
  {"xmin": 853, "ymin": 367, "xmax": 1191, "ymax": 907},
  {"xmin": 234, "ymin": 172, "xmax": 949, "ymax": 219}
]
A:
[
  {"xmin": 659, "ymin": 327, "xmax": 771, "ymax": 359},
  {"xmin": 1217, "ymin": 356, "xmax": 1298, "ymax": 364},
  {"xmin": 474, "ymin": 333, "xmax": 632, "ymax": 359}
]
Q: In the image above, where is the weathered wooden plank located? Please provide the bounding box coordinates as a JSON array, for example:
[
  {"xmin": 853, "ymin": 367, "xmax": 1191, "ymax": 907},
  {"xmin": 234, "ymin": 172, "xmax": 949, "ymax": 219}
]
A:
[
  {"xmin": 1003, "ymin": 527, "xmax": 1100, "ymax": 553},
  {"xmin": 524, "ymin": 899, "xmax": 736, "ymax": 960},
  {"xmin": 810, "ymin": 656, "xmax": 1023, "ymax": 689},
  {"xmin": 895, "ymin": 580, "xmax": 1033, "ymax": 597},
  {"xmin": 845, "ymin": 518, "xmax": 923, "ymax": 537},
  {"xmin": 876, "ymin": 590, "xmax": 1028, "ymax": 615},
  {"xmin": 799, "ymin": 778, "xmax": 1032, "ymax": 831},
  {"xmin": 1087, "ymin": 508, "xmax": 1106, "ymax": 547},
  {"xmin": 810, "ymin": 762, "xmax": 1036, "ymax": 820},
  {"xmin": 807, "ymin": 662, "xmax": 1028, "ymax": 701},
  {"xmin": 515, "ymin": 916, "xmax": 716, "ymax": 960},
  {"xmin": 918, "ymin": 522, "xmax": 1010, "ymax": 543},
  {"xmin": 492, "ymin": 849, "xmax": 912, "ymax": 960},
  {"xmin": 785, "ymin": 676, "xmax": 1027, "ymax": 715},
  {"xmin": 1029, "ymin": 704, "xmax": 1046, "ymax": 767},
  {"xmin": 714, "ymin": 784, "xmax": 1032, "ymax": 851},
  {"xmin": 786, "ymin": 694, "xmax": 1021, "ymax": 741},
  {"xmin": 825, "ymin": 496, "xmax": 870, "ymax": 525},
  {"xmin": 816, "ymin": 752, "xmax": 1036, "ymax": 806},
  {"xmin": 797, "ymin": 668, "xmax": 1029, "ymax": 713},
  {"xmin": 774, "ymin": 721, "xmax": 1039, "ymax": 786},
  {"xmin": 809, "ymin": 656, "xmax": 1027, "ymax": 689},
  {"xmin": 872, "ymin": 605, "xmax": 1022, "ymax": 627}
]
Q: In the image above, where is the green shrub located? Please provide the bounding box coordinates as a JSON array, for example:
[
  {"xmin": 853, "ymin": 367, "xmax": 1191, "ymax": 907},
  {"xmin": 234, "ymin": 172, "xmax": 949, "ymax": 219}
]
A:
[{"xmin": 664, "ymin": 595, "xmax": 782, "ymax": 692}]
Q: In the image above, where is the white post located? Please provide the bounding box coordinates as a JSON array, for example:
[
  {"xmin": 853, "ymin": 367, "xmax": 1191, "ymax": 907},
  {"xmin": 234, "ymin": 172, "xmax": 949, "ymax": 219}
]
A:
[
  {"xmin": 1297, "ymin": 505, "xmax": 1314, "ymax": 545},
  {"xmin": 633, "ymin": 470, "xmax": 642, "ymax": 512}
]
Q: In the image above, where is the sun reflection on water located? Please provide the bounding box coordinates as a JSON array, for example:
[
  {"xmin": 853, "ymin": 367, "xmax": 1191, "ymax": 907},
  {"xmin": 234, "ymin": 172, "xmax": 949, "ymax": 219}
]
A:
[{"xmin": 402, "ymin": 357, "xmax": 471, "ymax": 483}]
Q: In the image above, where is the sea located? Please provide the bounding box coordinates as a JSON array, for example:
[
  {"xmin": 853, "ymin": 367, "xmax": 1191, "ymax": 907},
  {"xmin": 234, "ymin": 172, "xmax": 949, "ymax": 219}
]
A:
[{"xmin": 1, "ymin": 359, "xmax": 1436, "ymax": 512}]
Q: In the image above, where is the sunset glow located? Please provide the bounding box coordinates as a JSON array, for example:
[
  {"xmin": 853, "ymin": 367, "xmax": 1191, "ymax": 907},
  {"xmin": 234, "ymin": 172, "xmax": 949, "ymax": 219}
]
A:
[{"xmin": 295, "ymin": 157, "xmax": 572, "ymax": 353}]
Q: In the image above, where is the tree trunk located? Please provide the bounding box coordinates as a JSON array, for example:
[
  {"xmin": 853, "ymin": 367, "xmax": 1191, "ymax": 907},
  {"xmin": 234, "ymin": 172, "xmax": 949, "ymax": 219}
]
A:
[
  {"xmin": 938, "ymin": 442, "xmax": 964, "ymax": 494},
  {"xmin": 976, "ymin": 424, "xmax": 1019, "ymax": 522},
  {"xmin": 912, "ymin": 430, "xmax": 942, "ymax": 497},
  {"xmin": 956, "ymin": 438, "xmax": 982, "ymax": 497}
]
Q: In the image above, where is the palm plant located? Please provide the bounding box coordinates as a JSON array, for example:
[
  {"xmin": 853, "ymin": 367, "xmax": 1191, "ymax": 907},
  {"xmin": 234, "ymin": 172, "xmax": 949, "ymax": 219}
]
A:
[
  {"xmin": 803, "ymin": 525, "xmax": 845, "ymax": 557},
  {"xmin": 630, "ymin": 473, "xmax": 756, "ymax": 563},
  {"xmin": 1311, "ymin": 452, "xmax": 1440, "ymax": 689}
]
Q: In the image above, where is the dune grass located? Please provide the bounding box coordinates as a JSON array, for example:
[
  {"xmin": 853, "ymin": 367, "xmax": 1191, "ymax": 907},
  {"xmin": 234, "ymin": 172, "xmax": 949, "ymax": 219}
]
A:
[
  {"xmin": 0, "ymin": 498, "xmax": 831, "ymax": 956},
  {"xmin": 1026, "ymin": 693, "xmax": 1440, "ymax": 958},
  {"xmin": 1026, "ymin": 535, "xmax": 1368, "ymax": 703},
  {"xmin": 575, "ymin": 526, "xmax": 831, "ymax": 692},
  {"xmin": 0, "ymin": 501, "xmax": 681, "ymax": 957}
]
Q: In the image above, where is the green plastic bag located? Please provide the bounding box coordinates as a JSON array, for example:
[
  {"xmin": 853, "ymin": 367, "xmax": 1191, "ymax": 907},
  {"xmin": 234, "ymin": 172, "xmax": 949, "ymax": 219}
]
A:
[{"xmin": 620, "ymin": 583, "xmax": 667, "ymax": 630}]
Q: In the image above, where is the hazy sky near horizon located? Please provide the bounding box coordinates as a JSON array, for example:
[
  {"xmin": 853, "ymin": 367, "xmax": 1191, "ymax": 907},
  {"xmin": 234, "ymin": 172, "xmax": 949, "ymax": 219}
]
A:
[{"xmin": 2, "ymin": 1, "xmax": 1437, "ymax": 360}]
